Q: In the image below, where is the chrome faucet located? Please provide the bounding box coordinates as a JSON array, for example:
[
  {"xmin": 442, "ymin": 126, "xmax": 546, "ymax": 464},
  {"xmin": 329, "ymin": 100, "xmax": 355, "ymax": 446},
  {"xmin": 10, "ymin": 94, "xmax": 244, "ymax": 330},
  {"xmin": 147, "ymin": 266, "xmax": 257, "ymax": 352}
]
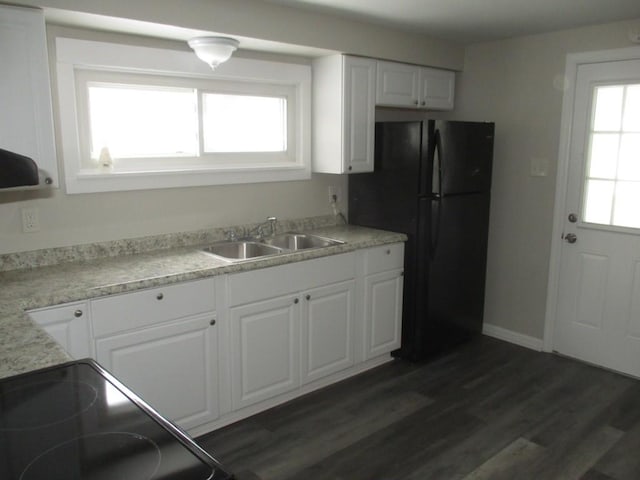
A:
[
  {"xmin": 267, "ymin": 216, "xmax": 277, "ymax": 236},
  {"xmin": 224, "ymin": 229, "xmax": 240, "ymax": 241},
  {"xmin": 247, "ymin": 216, "xmax": 278, "ymax": 240}
]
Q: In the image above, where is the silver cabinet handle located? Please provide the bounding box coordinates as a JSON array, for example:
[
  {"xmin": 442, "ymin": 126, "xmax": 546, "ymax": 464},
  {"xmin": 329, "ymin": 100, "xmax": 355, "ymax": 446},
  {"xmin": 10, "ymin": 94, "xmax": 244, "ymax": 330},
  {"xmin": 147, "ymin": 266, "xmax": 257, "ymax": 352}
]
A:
[
  {"xmin": 294, "ymin": 298, "xmax": 299, "ymax": 304},
  {"xmin": 156, "ymin": 293, "xmax": 164, "ymax": 300},
  {"xmin": 306, "ymin": 294, "xmax": 311, "ymax": 301},
  {"xmin": 210, "ymin": 319, "xmax": 216, "ymax": 326},
  {"xmin": 74, "ymin": 309, "xmax": 83, "ymax": 318}
]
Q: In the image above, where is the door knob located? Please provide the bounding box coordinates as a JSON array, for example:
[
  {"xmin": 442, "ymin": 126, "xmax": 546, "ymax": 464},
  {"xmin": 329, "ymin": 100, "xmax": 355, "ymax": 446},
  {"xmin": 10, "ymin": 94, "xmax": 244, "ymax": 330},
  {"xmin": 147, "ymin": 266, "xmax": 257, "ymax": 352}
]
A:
[
  {"xmin": 568, "ymin": 213, "xmax": 578, "ymax": 223},
  {"xmin": 564, "ymin": 233, "xmax": 577, "ymax": 244}
]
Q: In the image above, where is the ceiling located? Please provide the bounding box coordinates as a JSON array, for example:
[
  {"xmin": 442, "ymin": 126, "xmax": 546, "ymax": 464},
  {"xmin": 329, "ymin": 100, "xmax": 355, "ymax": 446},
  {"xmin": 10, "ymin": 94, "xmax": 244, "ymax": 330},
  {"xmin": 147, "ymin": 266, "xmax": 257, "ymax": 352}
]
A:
[{"xmin": 261, "ymin": 0, "xmax": 640, "ymax": 44}]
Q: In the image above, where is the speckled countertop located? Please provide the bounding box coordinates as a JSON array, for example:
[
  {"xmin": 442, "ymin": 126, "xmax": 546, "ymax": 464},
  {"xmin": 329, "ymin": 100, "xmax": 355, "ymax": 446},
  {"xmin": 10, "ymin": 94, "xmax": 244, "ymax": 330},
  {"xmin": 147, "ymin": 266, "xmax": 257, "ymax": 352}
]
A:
[{"xmin": 0, "ymin": 223, "xmax": 406, "ymax": 380}]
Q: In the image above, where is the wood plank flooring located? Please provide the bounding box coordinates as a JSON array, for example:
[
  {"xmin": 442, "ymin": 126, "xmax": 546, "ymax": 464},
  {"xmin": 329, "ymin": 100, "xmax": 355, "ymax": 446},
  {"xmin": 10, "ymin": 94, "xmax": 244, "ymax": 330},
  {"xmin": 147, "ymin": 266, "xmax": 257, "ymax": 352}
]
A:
[{"xmin": 197, "ymin": 337, "xmax": 640, "ymax": 480}]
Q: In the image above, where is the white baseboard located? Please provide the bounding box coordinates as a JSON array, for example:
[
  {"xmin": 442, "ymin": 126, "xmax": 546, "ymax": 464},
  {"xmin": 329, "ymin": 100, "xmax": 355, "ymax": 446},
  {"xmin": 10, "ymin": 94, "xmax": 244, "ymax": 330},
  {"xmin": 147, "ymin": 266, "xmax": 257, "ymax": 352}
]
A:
[{"xmin": 482, "ymin": 323, "xmax": 543, "ymax": 351}]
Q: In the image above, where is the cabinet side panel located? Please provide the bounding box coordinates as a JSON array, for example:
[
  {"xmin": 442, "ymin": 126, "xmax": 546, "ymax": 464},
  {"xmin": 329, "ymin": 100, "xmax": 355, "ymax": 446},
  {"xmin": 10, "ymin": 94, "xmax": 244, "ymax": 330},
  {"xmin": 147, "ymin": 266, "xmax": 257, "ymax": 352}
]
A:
[{"xmin": 312, "ymin": 55, "xmax": 343, "ymax": 173}]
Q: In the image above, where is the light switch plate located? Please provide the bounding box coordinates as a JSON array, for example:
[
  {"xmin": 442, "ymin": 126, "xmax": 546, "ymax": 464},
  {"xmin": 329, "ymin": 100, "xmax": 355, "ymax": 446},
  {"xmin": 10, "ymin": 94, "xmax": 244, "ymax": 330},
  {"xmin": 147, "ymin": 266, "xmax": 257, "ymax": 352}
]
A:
[{"xmin": 530, "ymin": 157, "xmax": 549, "ymax": 177}]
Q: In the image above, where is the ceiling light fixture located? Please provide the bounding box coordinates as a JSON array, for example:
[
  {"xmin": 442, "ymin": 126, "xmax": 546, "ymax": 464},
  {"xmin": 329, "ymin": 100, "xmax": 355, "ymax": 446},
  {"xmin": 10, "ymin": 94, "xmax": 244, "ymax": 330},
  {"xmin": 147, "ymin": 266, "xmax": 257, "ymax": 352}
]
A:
[{"xmin": 188, "ymin": 37, "xmax": 240, "ymax": 70}]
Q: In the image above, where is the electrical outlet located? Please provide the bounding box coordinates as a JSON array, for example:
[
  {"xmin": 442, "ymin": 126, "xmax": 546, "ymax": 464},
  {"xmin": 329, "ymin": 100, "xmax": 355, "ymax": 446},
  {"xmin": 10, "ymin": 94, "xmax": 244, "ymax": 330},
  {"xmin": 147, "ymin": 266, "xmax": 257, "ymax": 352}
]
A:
[
  {"xmin": 21, "ymin": 207, "xmax": 40, "ymax": 233},
  {"xmin": 328, "ymin": 186, "xmax": 341, "ymax": 203}
]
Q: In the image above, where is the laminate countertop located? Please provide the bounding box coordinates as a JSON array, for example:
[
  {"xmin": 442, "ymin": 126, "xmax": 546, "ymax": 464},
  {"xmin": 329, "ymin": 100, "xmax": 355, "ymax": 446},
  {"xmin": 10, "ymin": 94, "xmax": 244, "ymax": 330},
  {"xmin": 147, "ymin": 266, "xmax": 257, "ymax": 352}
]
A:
[{"xmin": 0, "ymin": 225, "xmax": 406, "ymax": 380}]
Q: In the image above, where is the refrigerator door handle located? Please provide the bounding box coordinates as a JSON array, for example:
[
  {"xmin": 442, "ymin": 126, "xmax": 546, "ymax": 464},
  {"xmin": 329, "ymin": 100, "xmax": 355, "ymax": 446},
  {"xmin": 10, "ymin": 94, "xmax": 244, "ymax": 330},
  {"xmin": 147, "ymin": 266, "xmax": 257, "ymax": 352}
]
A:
[
  {"xmin": 433, "ymin": 129, "xmax": 443, "ymax": 196},
  {"xmin": 430, "ymin": 195, "xmax": 442, "ymax": 260},
  {"xmin": 429, "ymin": 129, "xmax": 443, "ymax": 260}
]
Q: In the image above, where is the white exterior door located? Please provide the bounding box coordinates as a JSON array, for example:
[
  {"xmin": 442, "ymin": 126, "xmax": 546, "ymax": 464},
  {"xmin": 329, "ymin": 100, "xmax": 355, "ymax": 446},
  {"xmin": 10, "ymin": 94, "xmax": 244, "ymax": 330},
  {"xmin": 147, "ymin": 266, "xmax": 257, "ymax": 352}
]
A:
[{"xmin": 553, "ymin": 57, "xmax": 640, "ymax": 377}]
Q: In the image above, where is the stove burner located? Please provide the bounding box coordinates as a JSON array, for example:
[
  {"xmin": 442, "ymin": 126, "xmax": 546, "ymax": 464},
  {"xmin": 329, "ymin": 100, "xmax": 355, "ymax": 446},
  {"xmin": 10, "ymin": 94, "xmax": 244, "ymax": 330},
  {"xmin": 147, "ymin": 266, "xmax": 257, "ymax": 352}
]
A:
[
  {"xmin": 19, "ymin": 432, "xmax": 162, "ymax": 480},
  {"xmin": 0, "ymin": 380, "xmax": 98, "ymax": 430}
]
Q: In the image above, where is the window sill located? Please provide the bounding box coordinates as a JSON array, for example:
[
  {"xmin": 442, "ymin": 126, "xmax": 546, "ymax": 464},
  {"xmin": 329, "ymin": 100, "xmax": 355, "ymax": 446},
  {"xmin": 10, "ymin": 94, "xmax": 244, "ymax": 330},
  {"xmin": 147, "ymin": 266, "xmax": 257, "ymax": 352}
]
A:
[{"xmin": 67, "ymin": 164, "xmax": 310, "ymax": 194}]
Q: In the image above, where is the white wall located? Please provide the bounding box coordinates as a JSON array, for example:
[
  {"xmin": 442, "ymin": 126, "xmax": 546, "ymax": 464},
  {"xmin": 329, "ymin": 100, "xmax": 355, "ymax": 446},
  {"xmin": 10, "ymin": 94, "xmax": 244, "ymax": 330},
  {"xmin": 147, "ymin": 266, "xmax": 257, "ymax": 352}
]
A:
[
  {"xmin": 454, "ymin": 17, "xmax": 640, "ymax": 339},
  {"xmin": 8, "ymin": 0, "xmax": 464, "ymax": 70}
]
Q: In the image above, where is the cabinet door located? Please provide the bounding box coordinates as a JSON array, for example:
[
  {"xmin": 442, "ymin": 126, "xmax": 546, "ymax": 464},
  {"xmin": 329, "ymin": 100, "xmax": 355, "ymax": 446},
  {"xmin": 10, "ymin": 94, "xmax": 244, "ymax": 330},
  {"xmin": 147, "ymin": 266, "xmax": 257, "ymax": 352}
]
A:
[
  {"xmin": 301, "ymin": 280, "xmax": 355, "ymax": 385},
  {"xmin": 343, "ymin": 56, "xmax": 376, "ymax": 173},
  {"xmin": 95, "ymin": 315, "xmax": 219, "ymax": 431},
  {"xmin": 376, "ymin": 60, "xmax": 420, "ymax": 107},
  {"xmin": 230, "ymin": 295, "xmax": 300, "ymax": 410},
  {"xmin": 0, "ymin": 6, "xmax": 57, "ymax": 186},
  {"xmin": 28, "ymin": 302, "xmax": 92, "ymax": 358},
  {"xmin": 364, "ymin": 270, "xmax": 403, "ymax": 359},
  {"xmin": 419, "ymin": 67, "xmax": 455, "ymax": 110}
]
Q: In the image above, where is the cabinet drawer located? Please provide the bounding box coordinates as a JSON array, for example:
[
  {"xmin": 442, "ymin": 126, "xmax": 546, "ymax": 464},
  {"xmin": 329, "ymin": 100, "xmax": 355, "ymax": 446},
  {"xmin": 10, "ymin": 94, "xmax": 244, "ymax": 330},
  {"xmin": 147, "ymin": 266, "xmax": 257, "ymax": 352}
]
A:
[
  {"xmin": 363, "ymin": 243, "xmax": 405, "ymax": 275},
  {"xmin": 92, "ymin": 278, "xmax": 215, "ymax": 337}
]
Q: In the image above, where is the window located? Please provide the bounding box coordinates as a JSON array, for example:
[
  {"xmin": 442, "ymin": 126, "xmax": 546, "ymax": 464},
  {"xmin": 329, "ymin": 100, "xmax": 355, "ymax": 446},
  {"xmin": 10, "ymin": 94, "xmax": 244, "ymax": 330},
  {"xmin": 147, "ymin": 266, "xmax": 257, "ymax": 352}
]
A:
[
  {"xmin": 87, "ymin": 82, "xmax": 198, "ymax": 159},
  {"xmin": 56, "ymin": 38, "xmax": 311, "ymax": 193},
  {"xmin": 583, "ymin": 84, "xmax": 640, "ymax": 228},
  {"xmin": 202, "ymin": 93, "xmax": 287, "ymax": 153}
]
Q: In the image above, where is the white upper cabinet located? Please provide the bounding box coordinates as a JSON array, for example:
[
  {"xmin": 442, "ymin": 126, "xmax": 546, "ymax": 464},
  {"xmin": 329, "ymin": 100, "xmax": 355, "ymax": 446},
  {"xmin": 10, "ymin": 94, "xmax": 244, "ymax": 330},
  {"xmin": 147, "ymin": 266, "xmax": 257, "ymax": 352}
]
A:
[
  {"xmin": 376, "ymin": 61, "xmax": 420, "ymax": 107},
  {"xmin": 376, "ymin": 60, "xmax": 455, "ymax": 110},
  {"xmin": 419, "ymin": 66, "xmax": 456, "ymax": 110},
  {"xmin": 312, "ymin": 55, "xmax": 376, "ymax": 174},
  {"xmin": 0, "ymin": 5, "xmax": 58, "ymax": 187}
]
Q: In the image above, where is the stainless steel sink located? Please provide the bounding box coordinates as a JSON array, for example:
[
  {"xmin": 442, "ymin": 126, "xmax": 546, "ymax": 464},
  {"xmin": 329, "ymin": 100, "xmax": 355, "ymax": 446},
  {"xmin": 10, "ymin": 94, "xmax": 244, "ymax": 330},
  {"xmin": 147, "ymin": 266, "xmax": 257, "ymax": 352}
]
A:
[
  {"xmin": 202, "ymin": 241, "xmax": 285, "ymax": 261},
  {"xmin": 263, "ymin": 232, "xmax": 344, "ymax": 250},
  {"xmin": 201, "ymin": 232, "xmax": 344, "ymax": 262}
]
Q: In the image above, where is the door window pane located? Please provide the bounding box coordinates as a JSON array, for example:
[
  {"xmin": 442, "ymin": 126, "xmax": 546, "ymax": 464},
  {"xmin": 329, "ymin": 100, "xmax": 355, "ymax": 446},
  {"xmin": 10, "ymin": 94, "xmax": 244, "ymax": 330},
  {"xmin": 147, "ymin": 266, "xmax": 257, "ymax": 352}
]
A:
[
  {"xmin": 202, "ymin": 93, "xmax": 287, "ymax": 153},
  {"xmin": 588, "ymin": 133, "xmax": 619, "ymax": 179},
  {"xmin": 613, "ymin": 182, "xmax": 640, "ymax": 228},
  {"xmin": 618, "ymin": 133, "xmax": 640, "ymax": 181},
  {"xmin": 593, "ymin": 86, "xmax": 623, "ymax": 131},
  {"xmin": 88, "ymin": 84, "xmax": 197, "ymax": 158},
  {"xmin": 622, "ymin": 85, "xmax": 640, "ymax": 131},
  {"xmin": 584, "ymin": 179, "xmax": 614, "ymax": 225},
  {"xmin": 583, "ymin": 84, "xmax": 640, "ymax": 228}
]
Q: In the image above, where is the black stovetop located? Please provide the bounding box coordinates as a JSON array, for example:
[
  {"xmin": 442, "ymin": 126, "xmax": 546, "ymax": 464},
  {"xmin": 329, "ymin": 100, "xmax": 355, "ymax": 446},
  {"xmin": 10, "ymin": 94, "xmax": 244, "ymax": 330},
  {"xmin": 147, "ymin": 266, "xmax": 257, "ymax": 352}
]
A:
[{"xmin": 0, "ymin": 359, "xmax": 232, "ymax": 480}]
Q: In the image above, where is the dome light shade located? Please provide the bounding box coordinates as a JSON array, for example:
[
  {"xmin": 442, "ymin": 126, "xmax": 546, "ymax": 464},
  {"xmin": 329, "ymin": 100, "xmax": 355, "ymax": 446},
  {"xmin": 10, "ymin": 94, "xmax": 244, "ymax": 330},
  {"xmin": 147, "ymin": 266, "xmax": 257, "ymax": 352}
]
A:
[{"xmin": 188, "ymin": 37, "xmax": 240, "ymax": 70}]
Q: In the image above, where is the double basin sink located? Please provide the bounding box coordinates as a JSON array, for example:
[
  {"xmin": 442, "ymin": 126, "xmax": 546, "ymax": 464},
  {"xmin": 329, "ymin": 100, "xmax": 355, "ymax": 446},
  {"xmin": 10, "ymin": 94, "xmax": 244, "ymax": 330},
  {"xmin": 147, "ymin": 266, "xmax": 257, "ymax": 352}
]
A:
[{"xmin": 201, "ymin": 232, "xmax": 344, "ymax": 262}]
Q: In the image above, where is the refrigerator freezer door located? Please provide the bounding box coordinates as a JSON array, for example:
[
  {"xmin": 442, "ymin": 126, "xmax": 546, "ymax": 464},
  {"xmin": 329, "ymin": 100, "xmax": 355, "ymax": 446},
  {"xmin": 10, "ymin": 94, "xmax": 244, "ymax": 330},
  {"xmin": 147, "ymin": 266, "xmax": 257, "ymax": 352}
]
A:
[{"xmin": 435, "ymin": 121, "xmax": 494, "ymax": 195}]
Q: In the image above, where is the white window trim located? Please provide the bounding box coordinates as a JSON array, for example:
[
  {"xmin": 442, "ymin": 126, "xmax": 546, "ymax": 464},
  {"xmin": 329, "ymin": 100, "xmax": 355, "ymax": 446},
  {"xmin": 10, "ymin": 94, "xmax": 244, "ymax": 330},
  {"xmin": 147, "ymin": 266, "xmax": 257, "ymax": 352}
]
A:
[{"xmin": 56, "ymin": 37, "xmax": 311, "ymax": 194}]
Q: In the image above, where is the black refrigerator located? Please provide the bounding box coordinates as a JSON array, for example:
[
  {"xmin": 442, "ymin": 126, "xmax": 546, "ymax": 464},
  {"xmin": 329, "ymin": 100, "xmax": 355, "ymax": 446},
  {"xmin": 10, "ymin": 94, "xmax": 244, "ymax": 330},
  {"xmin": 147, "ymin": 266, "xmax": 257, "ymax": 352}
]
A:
[{"xmin": 349, "ymin": 120, "xmax": 495, "ymax": 361}]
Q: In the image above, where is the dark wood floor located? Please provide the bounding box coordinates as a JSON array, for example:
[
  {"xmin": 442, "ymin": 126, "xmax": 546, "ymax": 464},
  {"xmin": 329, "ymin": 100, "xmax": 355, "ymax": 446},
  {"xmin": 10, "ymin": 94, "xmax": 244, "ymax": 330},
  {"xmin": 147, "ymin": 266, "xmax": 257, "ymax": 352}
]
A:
[{"xmin": 197, "ymin": 336, "xmax": 640, "ymax": 480}]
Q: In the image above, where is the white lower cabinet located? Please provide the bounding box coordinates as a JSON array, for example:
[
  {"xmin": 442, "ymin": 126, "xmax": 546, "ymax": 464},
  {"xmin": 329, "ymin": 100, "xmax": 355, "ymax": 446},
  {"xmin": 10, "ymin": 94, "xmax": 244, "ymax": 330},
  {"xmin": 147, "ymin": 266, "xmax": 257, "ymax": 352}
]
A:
[
  {"xmin": 227, "ymin": 252, "xmax": 357, "ymax": 410},
  {"xmin": 229, "ymin": 295, "xmax": 300, "ymax": 410},
  {"xmin": 28, "ymin": 301, "xmax": 92, "ymax": 359},
  {"xmin": 364, "ymin": 270, "xmax": 403, "ymax": 359},
  {"xmin": 90, "ymin": 278, "xmax": 219, "ymax": 431},
  {"xmin": 229, "ymin": 276, "xmax": 357, "ymax": 410},
  {"xmin": 95, "ymin": 314, "xmax": 219, "ymax": 431},
  {"xmin": 27, "ymin": 243, "xmax": 405, "ymax": 434},
  {"xmin": 362, "ymin": 243, "xmax": 405, "ymax": 359},
  {"xmin": 301, "ymin": 280, "xmax": 355, "ymax": 384}
]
